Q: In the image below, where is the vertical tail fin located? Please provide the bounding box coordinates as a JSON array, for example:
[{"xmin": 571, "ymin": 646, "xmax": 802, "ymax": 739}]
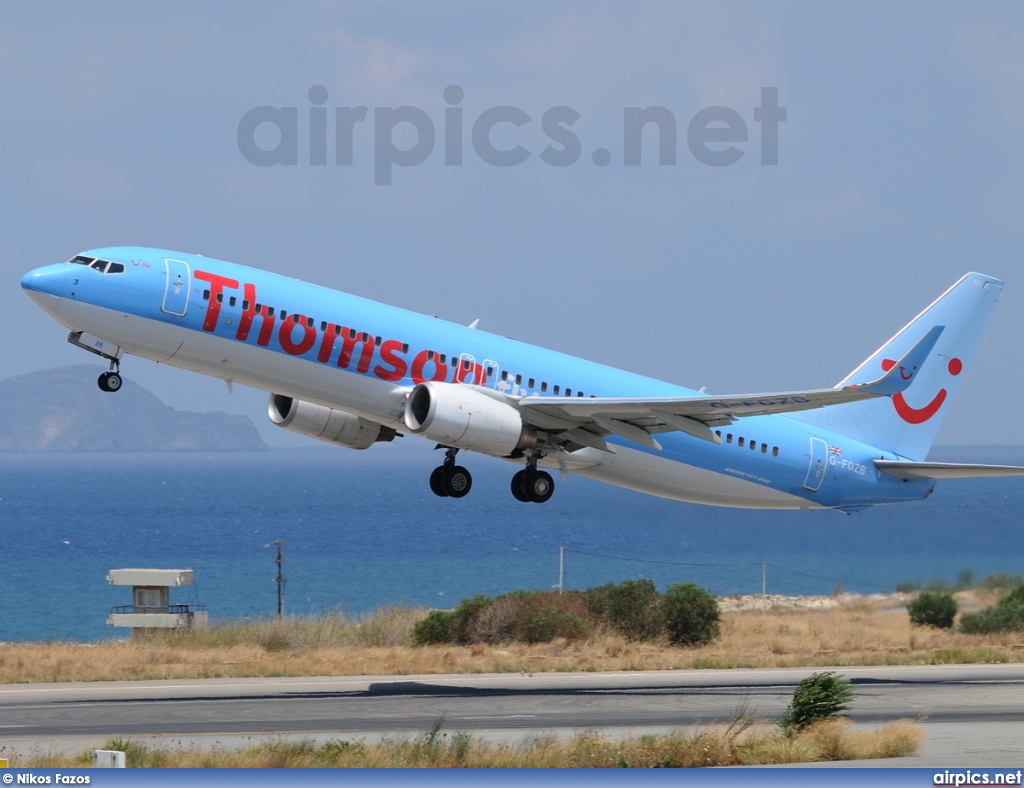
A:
[{"xmin": 793, "ymin": 272, "xmax": 1003, "ymax": 460}]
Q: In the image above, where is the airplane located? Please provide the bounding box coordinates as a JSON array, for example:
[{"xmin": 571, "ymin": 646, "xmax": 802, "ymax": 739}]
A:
[{"xmin": 20, "ymin": 248, "xmax": 1024, "ymax": 512}]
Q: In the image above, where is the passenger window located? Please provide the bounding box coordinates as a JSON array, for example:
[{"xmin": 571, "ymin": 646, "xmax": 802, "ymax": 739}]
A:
[
  {"xmin": 402, "ymin": 343, "xmax": 409, "ymax": 353},
  {"xmin": 727, "ymin": 433, "xmax": 733, "ymax": 444},
  {"xmin": 362, "ymin": 333, "xmax": 370, "ymax": 343},
  {"xmin": 440, "ymin": 354, "xmax": 447, "ymax": 364},
  {"xmin": 715, "ymin": 430, "xmax": 722, "ymax": 438},
  {"xmin": 216, "ymin": 293, "xmax": 224, "ymax": 304},
  {"xmin": 375, "ymin": 336, "xmax": 382, "ymax": 345},
  {"xmin": 501, "ymin": 370, "xmax": 508, "ymax": 381},
  {"xmin": 280, "ymin": 310, "xmax": 287, "ymax": 320},
  {"xmin": 307, "ymin": 317, "xmax": 315, "ymax": 328},
  {"xmin": 541, "ymin": 382, "xmax": 548, "ymax": 393},
  {"xmin": 528, "ymin": 377, "xmax": 535, "ymax": 388},
  {"xmin": 515, "ymin": 374, "xmax": 522, "ymax": 385},
  {"xmin": 267, "ymin": 306, "xmax": 275, "ymax": 317},
  {"xmin": 320, "ymin": 321, "xmax": 327, "ymax": 331},
  {"xmin": 243, "ymin": 301, "xmax": 251, "ymax": 311},
  {"xmin": 738, "ymin": 437, "xmax": 744, "ymax": 447},
  {"xmin": 229, "ymin": 296, "xmax": 237, "ymax": 307},
  {"xmin": 565, "ymin": 389, "xmax": 572, "ymax": 397},
  {"xmin": 553, "ymin": 385, "xmax": 560, "ymax": 395},
  {"xmin": 292, "ymin": 314, "xmax": 300, "ymax": 324},
  {"xmin": 255, "ymin": 303, "xmax": 262, "ymax": 314},
  {"xmin": 428, "ymin": 351, "xmax": 435, "ymax": 361},
  {"xmin": 751, "ymin": 441, "xmax": 757, "ymax": 451},
  {"xmin": 578, "ymin": 391, "xmax": 584, "ymax": 397},
  {"xmin": 336, "ymin": 326, "xmax": 343, "ymax": 336},
  {"xmin": 203, "ymin": 289, "xmax": 211, "ymax": 300},
  {"xmin": 761, "ymin": 444, "xmax": 768, "ymax": 454},
  {"xmin": 772, "ymin": 447, "xmax": 779, "ymax": 457}
]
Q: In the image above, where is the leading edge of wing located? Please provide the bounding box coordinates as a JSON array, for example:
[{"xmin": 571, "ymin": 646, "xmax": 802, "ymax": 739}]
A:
[
  {"xmin": 521, "ymin": 326, "xmax": 945, "ymax": 436},
  {"xmin": 875, "ymin": 460, "xmax": 1024, "ymax": 481}
]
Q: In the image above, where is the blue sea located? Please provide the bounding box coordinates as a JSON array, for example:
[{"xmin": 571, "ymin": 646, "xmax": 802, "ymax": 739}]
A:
[{"xmin": 2, "ymin": 445, "xmax": 1024, "ymax": 642}]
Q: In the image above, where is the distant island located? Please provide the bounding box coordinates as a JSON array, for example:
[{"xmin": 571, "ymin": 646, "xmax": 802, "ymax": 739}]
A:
[{"xmin": 0, "ymin": 365, "xmax": 267, "ymax": 451}]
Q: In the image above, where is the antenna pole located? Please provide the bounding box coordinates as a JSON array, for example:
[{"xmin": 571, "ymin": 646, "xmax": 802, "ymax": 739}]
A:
[
  {"xmin": 266, "ymin": 539, "xmax": 285, "ymax": 618},
  {"xmin": 559, "ymin": 546, "xmax": 565, "ymax": 596}
]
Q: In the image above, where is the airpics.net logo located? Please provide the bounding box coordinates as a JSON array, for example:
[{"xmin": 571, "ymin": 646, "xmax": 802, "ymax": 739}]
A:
[{"xmin": 237, "ymin": 85, "xmax": 786, "ymax": 185}]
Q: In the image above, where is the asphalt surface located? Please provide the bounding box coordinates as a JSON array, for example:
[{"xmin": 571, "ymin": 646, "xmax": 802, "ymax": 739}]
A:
[{"xmin": 2, "ymin": 664, "xmax": 1023, "ymax": 767}]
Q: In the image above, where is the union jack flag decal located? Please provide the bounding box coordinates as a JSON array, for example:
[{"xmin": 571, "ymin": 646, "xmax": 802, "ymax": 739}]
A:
[{"xmin": 829, "ymin": 445, "xmax": 843, "ymax": 456}]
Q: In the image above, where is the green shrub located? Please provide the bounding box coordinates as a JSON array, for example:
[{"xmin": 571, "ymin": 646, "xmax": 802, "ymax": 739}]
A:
[
  {"xmin": 660, "ymin": 582, "xmax": 720, "ymax": 647},
  {"xmin": 980, "ymin": 572, "xmax": 1023, "ymax": 591},
  {"xmin": 959, "ymin": 583, "xmax": 1024, "ymax": 634},
  {"xmin": 512, "ymin": 591, "xmax": 592, "ymax": 643},
  {"xmin": 412, "ymin": 610, "xmax": 458, "ymax": 646},
  {"xmin": 907, "ymin": 591, "xmax": 958, "ymax": 629},
  {"xmin": 895, "ymin": 581, "xmax": 920, "ymax": 593},
  {"xmin": 447, "ymin": 595, "xmax": 495, "ymax": 645},
  {"xmin": 779, "ymin": 671, "xmax": 856, "ymax": 733},
  {"xmin": 583, "ymin": 579, "xmax": 664, "ymax": 641}
]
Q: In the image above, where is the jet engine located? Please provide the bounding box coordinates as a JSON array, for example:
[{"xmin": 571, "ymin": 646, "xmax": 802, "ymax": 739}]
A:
[
  {"xmin": 268, "ymin": 394, "xmax": 396, "ymax": 450},
  {"xmin": 403, "ymin": 382, "xmax": 536, "ymax": 456}
]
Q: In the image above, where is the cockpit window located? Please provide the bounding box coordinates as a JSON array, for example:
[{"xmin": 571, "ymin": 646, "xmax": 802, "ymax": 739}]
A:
[{"xmin": 76, "ymin": 257, "xmax": 125, "ymax": 274}]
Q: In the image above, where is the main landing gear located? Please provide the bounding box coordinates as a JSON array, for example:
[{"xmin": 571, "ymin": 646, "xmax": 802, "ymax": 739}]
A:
[
  {"xmin": 511, "ymin": 455, "xmax": 554, "ymax": 504},
  {"xmin": 97, "ymin": 361, "xmax": 122, "ymax": 393},
  {"xmin": 429, "ymin": 447, "xmax": 473, "ymax": 498},
  {"xmin": 427, "ymin": 448, "xmax": 556, "ymax": 503}
]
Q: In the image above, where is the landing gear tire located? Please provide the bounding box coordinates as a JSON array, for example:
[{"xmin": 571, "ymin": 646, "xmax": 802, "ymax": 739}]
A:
[
  {"xmin": 443, "ymin": 465, "xmax": 472, "ymax": 498},
  {"xmin": 429, "ymin": 466, "xmax": 449, "ymax": 497},
  {"xmin": 523, "ymin": 470, "xmax": 554, "ymax": 503},
  {"xmin": 511, "ymin": 470, "xmax": 530, "ymax": 502},
  {"xmin": 512, "ymin": 469, "xmax": 555, "ymax": 503},
  {"xmin": 97, "ymin": 371, "xmax": 122, "ymax": 392}
]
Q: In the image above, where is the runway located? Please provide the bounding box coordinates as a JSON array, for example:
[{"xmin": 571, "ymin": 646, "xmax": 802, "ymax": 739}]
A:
[{"xmin": 2, "ymin": 664, "xmax": 1023, "ymax": 766}]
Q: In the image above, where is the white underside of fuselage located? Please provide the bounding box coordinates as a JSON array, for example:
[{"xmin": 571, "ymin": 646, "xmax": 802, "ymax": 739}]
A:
[{"xmin": 46, "ymin": 297, "xmax": 819, "ymax": 511}]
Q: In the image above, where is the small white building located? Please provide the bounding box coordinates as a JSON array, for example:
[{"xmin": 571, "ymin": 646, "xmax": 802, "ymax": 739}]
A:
[{"xmin": 106, "ymin": 568, "xmax": 208, "ymax": 630}]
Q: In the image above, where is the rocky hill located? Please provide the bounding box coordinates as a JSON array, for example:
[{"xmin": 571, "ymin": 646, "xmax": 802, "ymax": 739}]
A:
[{"xmin": 0, "ymin": 365, "xmax": 267, "ymax": 451}]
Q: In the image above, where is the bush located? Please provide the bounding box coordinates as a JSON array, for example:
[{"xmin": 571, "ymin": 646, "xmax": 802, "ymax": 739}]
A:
[
  {"xmin": 583, "ymin": 579, "xmax": 663, "ymax": 641},
  {"xmin": 512, "ymin": 591, "xmax": 592, "ymax": 643},
  {"xmin": 959, "ymin": 583, "xmax": 1024, "ymax": 634},
  {"xmin": 412, "ymin": 610, "xmax": 458, "ymax": 646},
  {"xmin": 907, "ymin": 591, "xmax": 958, "ymax": 629},
  {"xmin": 660, "ymin": 582, "xmax": 720, "ymax": 647},
  {"xmin": 779, "ymin": 671, "xmax": 856, "ymax": 733}
]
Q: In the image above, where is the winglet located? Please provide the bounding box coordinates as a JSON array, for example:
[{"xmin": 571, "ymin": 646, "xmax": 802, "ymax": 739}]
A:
[{"xmin": 851, "ymin": 325, "xmax": 944, "ymax": 397}]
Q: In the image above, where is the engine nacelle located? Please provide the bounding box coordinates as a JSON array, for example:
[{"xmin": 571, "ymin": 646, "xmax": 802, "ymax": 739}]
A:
[
  {"xmin": 268, "ymin": 394, "xmax": 396, "ymax": 450},
  {"xmin": 403, "ymin": 382, "xmax": 536, "ymax": 456}
]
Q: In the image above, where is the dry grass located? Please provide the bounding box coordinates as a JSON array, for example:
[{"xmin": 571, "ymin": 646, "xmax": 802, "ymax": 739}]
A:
[
  {"xmin": 2, "ymin": 594, "xmax": 1022, "ymax": 684},
  {"xmin": 10, "ymin": 717, "xmax": 924, "ymax": 768}
]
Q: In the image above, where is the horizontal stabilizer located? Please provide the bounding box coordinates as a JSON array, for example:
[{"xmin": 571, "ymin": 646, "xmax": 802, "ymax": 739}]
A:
[{"xmin": 874, "ymin": 460, "xmax": 1024, "ymax": 481}]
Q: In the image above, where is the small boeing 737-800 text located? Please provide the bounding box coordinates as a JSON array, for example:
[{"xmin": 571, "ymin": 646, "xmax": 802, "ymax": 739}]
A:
[{"xmin": 21, "ymin": 249, "xmax": 1024, "ymax": 511}]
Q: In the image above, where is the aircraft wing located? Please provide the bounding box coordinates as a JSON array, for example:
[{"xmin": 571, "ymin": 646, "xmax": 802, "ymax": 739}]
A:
[
  {"xmin": 519, "ymin": 326, "xmax": 944, "ymax": 453},
  {"xmin": 874, "ymin": 461, "xmax": 1024, "ymax": 481}
]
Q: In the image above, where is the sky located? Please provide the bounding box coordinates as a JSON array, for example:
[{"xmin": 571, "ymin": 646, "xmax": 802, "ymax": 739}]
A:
[{"xmin": 4, "ymin": 1, "xmax": 1024, "ymax": 447}]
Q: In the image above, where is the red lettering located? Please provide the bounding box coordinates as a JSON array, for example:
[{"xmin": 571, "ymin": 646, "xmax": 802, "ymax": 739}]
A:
[
  {"xmin": 454, "ymin": 360, "xmax": 487, "ymax": 385},
  {"xmin": 317, "ymin": 324, "xmax": 338, "ymax": 363},
  {"xmin": 411, "ymin": 350, "xmax": 448, "ymax": 384},
  {"xmin": 278, "ymin": 315, "xmax": 317, "ymax": 355},
  {"xmin": 235, "ymin": 283, "xmax": 262, "ymax": 341},
  {"xmin": 338, "ymin": 330, "xmax": 376, "ymax": 373},
  {"xmin": 194, "ymin": 270, "xmax": 239, "ymax": 332},
  {"xmin": 374, "ymin": 339, "xmax": 408, "ymax": 382}
]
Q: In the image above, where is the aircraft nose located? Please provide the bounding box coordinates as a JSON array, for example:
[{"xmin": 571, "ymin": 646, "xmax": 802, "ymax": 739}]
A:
[{"xmin": 21, "ymin": 264, "xmax": 67, "ymax": 312}]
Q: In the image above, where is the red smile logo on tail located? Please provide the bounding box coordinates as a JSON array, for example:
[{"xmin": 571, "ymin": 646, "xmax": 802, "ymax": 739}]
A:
[{"xmin": 881, "ymin": 357, "xmax": 962, "ymax": 424}]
